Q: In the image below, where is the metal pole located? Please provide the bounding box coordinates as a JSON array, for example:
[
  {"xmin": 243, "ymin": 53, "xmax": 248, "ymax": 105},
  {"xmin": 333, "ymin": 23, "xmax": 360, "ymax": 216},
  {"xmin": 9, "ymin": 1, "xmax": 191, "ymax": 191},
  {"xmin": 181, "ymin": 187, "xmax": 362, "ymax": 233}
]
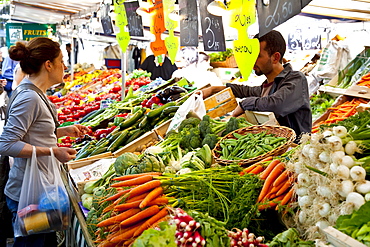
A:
[
  {"xmin": 121, "ymin": 51, "xmax": 126, "ymax": 100},
  {"xmin": 70, "ymin": 37, "xmax": 75, "ymax": 87}
]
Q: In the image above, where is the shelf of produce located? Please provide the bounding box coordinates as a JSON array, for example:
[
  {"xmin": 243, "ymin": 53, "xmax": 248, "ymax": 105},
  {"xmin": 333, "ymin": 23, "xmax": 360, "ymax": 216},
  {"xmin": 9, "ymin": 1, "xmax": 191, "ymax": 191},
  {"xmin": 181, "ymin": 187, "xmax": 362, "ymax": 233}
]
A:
[{"xmin": 320, "ymin": 227, "xmax": 367, "ymax": 247}]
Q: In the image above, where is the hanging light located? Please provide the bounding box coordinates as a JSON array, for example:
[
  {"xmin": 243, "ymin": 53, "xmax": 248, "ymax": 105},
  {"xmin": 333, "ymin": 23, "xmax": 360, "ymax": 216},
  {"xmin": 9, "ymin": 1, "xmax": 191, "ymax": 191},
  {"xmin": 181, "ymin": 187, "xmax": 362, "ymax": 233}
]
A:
[
  {"xmin": 207, "ymin": 0, "xmax": 227, "ymax": 16},
  {"xmin": 90, "ymin": 11, "xmax": 101, "ymax": 29},
  {"xmin": 66, "ymin": 19, "xmax": 71, "ymax": 29}
]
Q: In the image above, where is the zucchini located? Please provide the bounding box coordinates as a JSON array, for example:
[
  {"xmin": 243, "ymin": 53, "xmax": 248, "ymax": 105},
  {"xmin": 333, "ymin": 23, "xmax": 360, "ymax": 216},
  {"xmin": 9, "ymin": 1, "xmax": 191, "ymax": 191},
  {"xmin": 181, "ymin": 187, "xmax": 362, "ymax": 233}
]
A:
[
  {"xmin": 161, "ymin": 105, "xmax": 179, "ymax": 116},
  {"xmin": 138, "ymin": 115, "xmax": 149, "ymax": 130},
  {"xmin": 146, "ymin": 102, "xmax": 177, "ymax": 119},
  {"xmin": 79, "ymin": 108, "xmax": 104, "ymax": 123},
  {"xmin": 123, "ymin": 129, "xmax": 144, "ymax": 146},
  {"xmin": 107, "ymin": 129, "xmax": 129, "ymax": 152},
  {"xmin": 88, "ymin": 146, "xmax": 108, "ymax": 157},
  {"xmin": 118, "ymin": 109, "xmax": 145, "ymax": 129}
]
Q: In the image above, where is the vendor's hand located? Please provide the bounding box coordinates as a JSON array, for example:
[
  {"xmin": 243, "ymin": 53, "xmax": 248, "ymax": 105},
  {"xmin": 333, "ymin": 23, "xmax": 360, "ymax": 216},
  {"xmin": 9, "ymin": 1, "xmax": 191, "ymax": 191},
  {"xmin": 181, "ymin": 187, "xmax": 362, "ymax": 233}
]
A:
[
  {"xmin": 232, "ymin": 105, "xmax": 245, "ymax": 117},
  {"xmin": 57, "ymin": 124, "xmax": 91, "ymax": 138},
  {"xmin": 0, "ymin": 79, "xmax": 6, "ymax": 87},
  {"xmin": 53, "ymin": 147, "xmax": 77, "ymax": 163},
  {"xmin": 200, "ymin": 87, "xmax": 213, "ymax": 99}
]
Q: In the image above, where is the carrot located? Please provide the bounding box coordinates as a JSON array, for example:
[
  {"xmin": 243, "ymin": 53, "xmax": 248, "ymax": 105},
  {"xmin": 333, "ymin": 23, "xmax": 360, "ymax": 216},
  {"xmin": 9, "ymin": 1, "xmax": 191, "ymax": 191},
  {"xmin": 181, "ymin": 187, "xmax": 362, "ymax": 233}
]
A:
[
  {"xmin": 126, "ymin": 191, "xmax": 151, "ymax": 203},
  {"xmin": 257, "ymin": 162, "xmax": 285, "ymax": 202},
  {"xmin": 276, "ymin": 181, "xmax": 294, "ymax": 196},
  {"xmin": 241, "ymin": 164, "xmax": 258, "ymax": 174},
  {"xmin": 102, "ymin": 203, "xmax": 115, "ymax": 213},
  {"xmin": 123, "ymin": 238, "xmax": 135, "ymax": 246},
  {"xmin": 133, "ymin": 207, "xmax": 169, "ymax": 237},
  {"xmin": 120, "ymin": 205, "xmax": 160, "ymax": 227},
  {"xmin": 110, "ymin": 223, "xmax": 142, "ymax": 243},
  {"xmin": 139, "ymin": 187, "xmax": 164, "ymax": 209},
  {"xmin": 269, "ymin": 178, "xmax": 287, "ymax": 194},
  {"xmin": 114, "ymin": 199, "xmax": 142, "ymax": 211},
  {"xmin": 111, "ymin": 175, "xmax": 154, "ymax": 188},
  {"xmin": 280, "ymin": 187, "xmax": 295, "ymax": 206},
  {"xmin": 146, "ymin": 196, "xmax": 169, "ymax": 206},
  {"xmin": 97, "ymin": 208, "xmax": 141, "ymax": 228},
  {"xmin": 97, "ymin": 240, "xmax": 117, "ymax": 247},
  {"xmin": 259, "ymin": 159, "xmax": 281, "ymax": 180},
  {"xmin": 101, "ymin": 188, "xmax": 132, "ymax": 203},
  {"xmin": 248, "ymin": 165, "xmax": 264, "ymax": 175},
  {"xmin": 258, "ymin": 194, "xmax": 285, "ymax": 211},
  {"xmin": 113, "ymin": 172, "xmax": 162, "ymax": 181},
  {"xmin": 127, "ymin": 180, "xmax": 162, "ymax": 198},
  {"xmin": 272, "ymin": 169, "xmax": 289, "ymax": 187}
]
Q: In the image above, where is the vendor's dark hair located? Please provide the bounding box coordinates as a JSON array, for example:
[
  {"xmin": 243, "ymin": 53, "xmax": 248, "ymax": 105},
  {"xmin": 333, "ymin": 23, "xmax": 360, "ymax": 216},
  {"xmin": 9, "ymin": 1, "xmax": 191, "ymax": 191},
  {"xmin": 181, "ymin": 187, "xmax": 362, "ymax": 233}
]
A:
[
  {"xmin": 254, "ymin": 30, "xmax": 286, "ymax": 63},
  {"xmin": 9, "ymin": 37, "xmax": 61, "ymax": 75}
]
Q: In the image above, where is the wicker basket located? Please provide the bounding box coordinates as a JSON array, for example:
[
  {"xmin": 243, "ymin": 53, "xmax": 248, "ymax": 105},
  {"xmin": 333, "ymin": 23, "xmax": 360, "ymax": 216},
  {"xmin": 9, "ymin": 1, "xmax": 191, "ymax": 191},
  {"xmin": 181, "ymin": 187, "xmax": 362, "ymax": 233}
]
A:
[
  {"xmin": 210, "ymin": 55, "xmax": 238, "ymax": 68},
  {"xmin": 212, "ymin": 125, "xmax": 296, "ymax": 166}
]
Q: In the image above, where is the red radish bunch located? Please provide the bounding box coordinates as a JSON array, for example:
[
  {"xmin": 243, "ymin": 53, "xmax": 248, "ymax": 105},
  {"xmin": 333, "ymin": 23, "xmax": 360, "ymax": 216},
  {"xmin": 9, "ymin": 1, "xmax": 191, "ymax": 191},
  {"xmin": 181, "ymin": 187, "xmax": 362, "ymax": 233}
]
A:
[
  {"xmin": 172, "ymin": 208, "xmax": 205, "ymax": 247},
  {"xmin": 228, "ymin": 228, "xmax": 268, "ymax": 247}
]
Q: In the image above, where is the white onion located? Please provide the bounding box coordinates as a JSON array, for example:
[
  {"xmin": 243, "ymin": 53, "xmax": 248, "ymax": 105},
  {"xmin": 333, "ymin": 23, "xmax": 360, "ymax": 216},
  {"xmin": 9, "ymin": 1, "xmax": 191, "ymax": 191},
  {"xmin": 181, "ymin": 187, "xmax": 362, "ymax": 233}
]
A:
[
  {"xmin": 350, "ymin": 166, "xmax": 366, "ymax": 181},
  {"xmin": 331, "ymin": 151, "xmax": 345, "ymax": 164},
  {"xmin": 298, "ymin": 195, "xmax": 312, "ymax": 208},
  {"xmin": 301, "ymin": 144, "xmax": 311, "ymax": 158},
  {"xmin": 315, "ymin": 220, "xmax": 330, "ymax": 229},
  {"xmin": 338, "ymin": 180, "xmax": 354, "ymax": 198},
  {"xmin": 330, "ymin": 163, "xmax": 338, "ymax": 174},
  {"xmin": 345, "ymin": 141, "xmax": 358, "ymax": 155},
  {"xmin": 309, "ymin": 147, "xmax": 319, "ymax": 160},
  {"xmin": 333, "ymin": 126, "xmax": 348, "ymax": 138},
  {"xmin": 340, "ymin": 155, "xmax": 355, "ymax": 168},
  {"xmin": 318, "ymin": 202, "xmax": 331, "ymax": 217},
  {"xmin": 337, "ymin": 165, "xmax": 350, "ymax": 179},
  {"xmin": 327, "ymin": 136, "xmax": 343, "ymax": 151},
  {"xmin": 297, "ymin": 173, "xmax": 310, "ymax": 187},
  {"xmin": 298, "ymin": 211, "xmax": 308, "ymax": 224},
  {"xmin": 296, "ymin": 187, "xmax": 309, "ymax": 197},
  {"xmin": 365, "ymin": 193, "xmax": 370, "ymax": 201},
  {"xmin": 319, "ymin": 151, "xmax": 331, "ymax": 163},
  {"xmin": 356, "ymin": 180, "xmax": 370, "ymax": 194},
  {"xmin": 323, "ymin": 130, "xmax": 333, "ymax": 138},
  {"xmin": 317, "ymin": 186, "xmax": 332, "ymax": 198},
  {"xmin": 346, "ymin": 192, "xmax": 366, "ymax": 210}
]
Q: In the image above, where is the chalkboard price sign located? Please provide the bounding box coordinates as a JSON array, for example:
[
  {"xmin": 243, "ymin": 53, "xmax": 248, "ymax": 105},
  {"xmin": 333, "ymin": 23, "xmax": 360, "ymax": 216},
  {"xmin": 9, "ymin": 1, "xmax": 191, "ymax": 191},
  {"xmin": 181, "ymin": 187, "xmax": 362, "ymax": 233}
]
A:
[
  {"xmin": 301, "ymin": 0, "xmax": 312, "ymax": 8},
  {"xmin": 257, "ymin": 0, "xmax": 302, "ymax": 37},
  {"xmin": 199, "ymin": 0, "xmax": 226, "ymax": 52},
  {"xmin": 123, "ymin": 1, "xmax": 144, "ymax": 37},
  {"xmin": 179, "ymin": 0, "xmax": 199, "ymax": 47}
]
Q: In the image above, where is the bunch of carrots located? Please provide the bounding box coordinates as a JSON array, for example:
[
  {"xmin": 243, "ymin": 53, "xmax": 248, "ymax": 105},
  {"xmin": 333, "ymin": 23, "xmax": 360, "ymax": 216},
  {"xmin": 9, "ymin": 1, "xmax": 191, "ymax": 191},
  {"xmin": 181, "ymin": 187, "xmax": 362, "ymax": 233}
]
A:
[
  {"xmin": 312, "ymin": 97, "xmax": 369, "ymax": 133},
  {"xmin": 240, "ymin": 156, "xmax": 296, "ymax": 211},
  {"xmin": 94, "ymin": 172, "xmax": 170, "ymax": 247},
  {"xmin": 356, "ymin": 72, "xmax": 370, "ymax": 88}
]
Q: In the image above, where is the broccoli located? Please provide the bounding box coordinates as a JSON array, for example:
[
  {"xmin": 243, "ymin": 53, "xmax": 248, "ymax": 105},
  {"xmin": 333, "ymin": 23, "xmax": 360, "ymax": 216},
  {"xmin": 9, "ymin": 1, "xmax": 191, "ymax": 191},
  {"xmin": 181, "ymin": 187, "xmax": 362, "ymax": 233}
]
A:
[
  {"xmin": 178, "ymin": 117, "xmax": 201, "ymax": 132},
  {"xmin": 199, "ymin": 116, "xmax": 212, "ymax": 138},
  {"xmin": 180, "ymin": 128, "xmax": 202, "ymax": 151},
  {"xmin": 202, "ymin": 133, "xmax": 219, "ymax": 149},
  {"xmin": 222, "ymin": 117, "xmax": 239, "ymax": 136}
]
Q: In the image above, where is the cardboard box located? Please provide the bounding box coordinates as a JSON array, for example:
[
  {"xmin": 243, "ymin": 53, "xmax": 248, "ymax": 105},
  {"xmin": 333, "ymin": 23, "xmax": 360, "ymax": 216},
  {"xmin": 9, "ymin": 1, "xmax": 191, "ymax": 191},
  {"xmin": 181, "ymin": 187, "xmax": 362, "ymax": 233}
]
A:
[
  {"xmin": 113, "ymin": 130, "xmax": 160, "ymax": 157},
  {"xmin": 244, "ymin": 111, "xmax": 279, "ymax": 125},
  {"xmin": 204, "ymin": 87, "xmax": 238, "ymax": 118}
]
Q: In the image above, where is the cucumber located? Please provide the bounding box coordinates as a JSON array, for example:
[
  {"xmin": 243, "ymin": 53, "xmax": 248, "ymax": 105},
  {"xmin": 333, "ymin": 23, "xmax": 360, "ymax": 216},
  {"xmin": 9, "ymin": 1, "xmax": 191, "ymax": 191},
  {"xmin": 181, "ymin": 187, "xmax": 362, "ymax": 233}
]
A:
[
  {"xmin": 118, "ymin": 109, "xmax": 145, "ymax": 129},
  {"xmin": 79, "ymin": 108, "xmax": 105, "ymax": 123},
  {"xmin": 88, "ymin": 146, "xmax": 108, "ymax": 157},
  {"xmin": 138, "ymin": 115, "xmax": 149, "ymax": 130},
  {"xmin": 160, "ymin": 105, "xmax": 179, "ymax": 116},
  {"xmin": 123, "ymin": 129, "xmax": 144, "ymax": 146},
  {"xmin": 107, "ymin": 129, "xmax": 129, "ymax": 152},
  {"xmin": 146, "ymin": 102, "xmax": 177, "ymax": 119}
]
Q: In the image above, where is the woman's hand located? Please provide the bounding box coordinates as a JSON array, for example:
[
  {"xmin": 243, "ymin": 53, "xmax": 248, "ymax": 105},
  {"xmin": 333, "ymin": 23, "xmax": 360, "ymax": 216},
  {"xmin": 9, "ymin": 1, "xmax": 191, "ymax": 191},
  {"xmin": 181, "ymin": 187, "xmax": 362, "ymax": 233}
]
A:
[
  {"xmin": 57, "ymin": 124, "xmax": 91, "ymax": 138},
  {"xmin": 232, "ymin": 104, "xmax": 245, "ymax": 117},
  {"xmin": 53, "ymin": 147, "xmax": 77, "ymax": 163}
]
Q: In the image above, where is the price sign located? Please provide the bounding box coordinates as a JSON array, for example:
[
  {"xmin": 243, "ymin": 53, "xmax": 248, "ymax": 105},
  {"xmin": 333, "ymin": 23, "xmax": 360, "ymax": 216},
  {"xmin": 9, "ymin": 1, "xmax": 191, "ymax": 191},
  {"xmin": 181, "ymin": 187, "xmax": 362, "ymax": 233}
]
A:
[
  {"xmin": 301, "ymin": 0, "xmax": 312, "ymax": 8},
  {"xmin": 179, "ymin": 0, "xmax": 198, "ymax": 47},
  {"xmin": 199, "ymin": 0, "xmax": 226, "ymax": 52},
  {"xmin": 163, "ymin": 0, "xmax": 179, "ymax": 62},
  {"xmin": 115, "ymin": 0, "xmax": 130, "ymax": 52},
  {"xmin": 229, "ymin": 0, "xmax": 259, "ymax": 80},
  {"xmin": 288, "ymin": 30, "xmax": 303, "ymax": 51},
  {"xmin": 257, "ymin": 0, "xmax": 302, "ymax": 37},
  {"xmin": 150, "ymin": 0, "xmax": 167, "ymax": 56},
  {"xmin": 123, "ymin": 1, "xmax": 144, "ymax": 37},
  {"xmin": 303, "ymin": 34, "xmax": 321, "ymax": 50}
]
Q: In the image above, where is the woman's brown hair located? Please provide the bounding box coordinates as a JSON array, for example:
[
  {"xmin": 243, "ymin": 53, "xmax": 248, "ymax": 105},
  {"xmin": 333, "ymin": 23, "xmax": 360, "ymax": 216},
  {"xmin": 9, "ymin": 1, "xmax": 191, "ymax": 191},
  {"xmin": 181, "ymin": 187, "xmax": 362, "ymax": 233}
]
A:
[{"xmin": 9, "ymin": 37, "xmax": 61, "ymax": 75}]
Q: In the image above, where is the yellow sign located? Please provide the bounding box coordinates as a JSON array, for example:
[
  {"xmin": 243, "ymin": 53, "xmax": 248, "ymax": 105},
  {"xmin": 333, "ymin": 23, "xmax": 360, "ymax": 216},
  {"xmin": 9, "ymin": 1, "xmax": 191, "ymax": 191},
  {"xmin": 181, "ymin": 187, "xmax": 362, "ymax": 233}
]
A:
[
  {"xmin": 162, "ymin": 0, "xmax": 178, "ymax": 62},
  {"xmin": 115, "ymin": 0, "xmax": 130, "ymax": 52},
  {"xmin": 229, "ymin": 0, "xmax": 259, "ymax": 80}
]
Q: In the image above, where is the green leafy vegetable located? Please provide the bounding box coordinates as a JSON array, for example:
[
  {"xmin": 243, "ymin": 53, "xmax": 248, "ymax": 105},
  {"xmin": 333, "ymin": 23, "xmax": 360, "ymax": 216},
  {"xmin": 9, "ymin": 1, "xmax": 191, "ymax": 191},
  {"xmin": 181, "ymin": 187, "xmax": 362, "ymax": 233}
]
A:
[{"xmin": 132, "ymin": 221, "xmax": 177, "ymax": 247}]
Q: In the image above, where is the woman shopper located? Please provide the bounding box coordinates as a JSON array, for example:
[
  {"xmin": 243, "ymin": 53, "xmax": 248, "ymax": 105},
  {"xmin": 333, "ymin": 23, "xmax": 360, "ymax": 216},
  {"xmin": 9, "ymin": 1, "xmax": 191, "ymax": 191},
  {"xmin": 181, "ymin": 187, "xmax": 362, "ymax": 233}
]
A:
[{"xmin": 0, "ymin": 37, "xmax": 90, "ymax": 246}]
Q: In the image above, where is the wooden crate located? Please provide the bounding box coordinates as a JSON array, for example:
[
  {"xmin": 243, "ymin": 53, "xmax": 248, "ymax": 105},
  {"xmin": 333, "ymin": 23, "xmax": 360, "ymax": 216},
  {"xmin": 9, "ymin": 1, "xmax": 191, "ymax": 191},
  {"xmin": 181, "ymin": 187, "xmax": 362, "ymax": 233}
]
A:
[
  {"xmin": 113, "ymin": 130, "xmax": 160, "ymax": 157},
  {"xmin": 244, "ymin": 111, "xmax": 279, "ymax": 125},
  {"xmin": 66, "ymin": 151, "xmax": 113, "ymax": 170},
  {"xmin": 153, "ymin": 118, "xmax": 172, "ymax": 139},
  {"xmin": 321, "ymin": 227, "xmax": 367, "ymax": 247},
  {"xmin": 204, "ymin": 87, "xmax": 238, "ymax": 118}
]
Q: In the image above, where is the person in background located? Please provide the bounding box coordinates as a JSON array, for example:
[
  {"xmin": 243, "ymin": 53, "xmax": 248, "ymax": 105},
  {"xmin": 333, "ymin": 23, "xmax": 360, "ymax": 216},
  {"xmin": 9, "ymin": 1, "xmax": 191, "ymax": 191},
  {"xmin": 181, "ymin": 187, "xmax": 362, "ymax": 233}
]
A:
[
  {"xmin": 1, "ymin": 55, "xmax": 19, "ymax": 97},
  {"xmin": 172, "ymin": 48, "xmax": 223, "ymax": 88},
  {"xmin": 0, "ymin": 37, "xmax": 90, "ymax": 246},
  {"xmin": 201, "ymin": 30, "xmax": 312, "ymax": 140},
  {"xmin": 11, "ymin": 63, "xmax": 26, "ymax": 90},
  {"xmin": 139, "ymin": 52, "xmax": 178, "ymax": 81}
]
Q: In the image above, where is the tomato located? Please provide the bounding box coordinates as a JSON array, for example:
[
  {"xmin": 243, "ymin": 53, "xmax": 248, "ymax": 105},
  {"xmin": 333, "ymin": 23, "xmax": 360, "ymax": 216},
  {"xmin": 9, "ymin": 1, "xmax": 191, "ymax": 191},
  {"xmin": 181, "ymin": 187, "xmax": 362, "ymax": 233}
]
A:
[
  {"xmin": 63, "ymin": 109, "xmax": 71, "ymax": 115},
  {"xmin": 58, "ymin": 115, "xmax": 67, "ymax": 121}
]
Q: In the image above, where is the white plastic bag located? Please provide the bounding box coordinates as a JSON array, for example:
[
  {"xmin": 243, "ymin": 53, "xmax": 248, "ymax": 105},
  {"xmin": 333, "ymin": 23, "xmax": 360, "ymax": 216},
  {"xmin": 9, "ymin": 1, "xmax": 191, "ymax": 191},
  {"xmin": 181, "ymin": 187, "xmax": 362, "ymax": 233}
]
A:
[
  {"xmin": 167, "ymin": 92, "xmax": 206, "ymax": 133},
  {"xmin": 14, "ymin": 146, "xmax": 70, "ymax": 237}
]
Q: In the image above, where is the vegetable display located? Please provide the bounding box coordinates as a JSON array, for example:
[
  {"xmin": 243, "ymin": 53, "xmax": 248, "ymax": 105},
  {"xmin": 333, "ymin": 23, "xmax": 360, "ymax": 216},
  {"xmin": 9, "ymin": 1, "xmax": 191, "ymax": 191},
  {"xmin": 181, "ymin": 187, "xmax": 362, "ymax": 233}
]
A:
[{"xmin": 310, "ymin": 92, "xmax": 336, "ymax": 120}]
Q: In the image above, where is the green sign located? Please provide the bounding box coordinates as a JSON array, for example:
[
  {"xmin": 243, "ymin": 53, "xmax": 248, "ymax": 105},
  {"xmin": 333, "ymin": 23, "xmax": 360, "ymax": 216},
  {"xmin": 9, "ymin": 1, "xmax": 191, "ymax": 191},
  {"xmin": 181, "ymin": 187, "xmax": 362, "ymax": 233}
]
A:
[{"xmin": 6, "ymin": 23, "xmax": 56, "ymax": 47}]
